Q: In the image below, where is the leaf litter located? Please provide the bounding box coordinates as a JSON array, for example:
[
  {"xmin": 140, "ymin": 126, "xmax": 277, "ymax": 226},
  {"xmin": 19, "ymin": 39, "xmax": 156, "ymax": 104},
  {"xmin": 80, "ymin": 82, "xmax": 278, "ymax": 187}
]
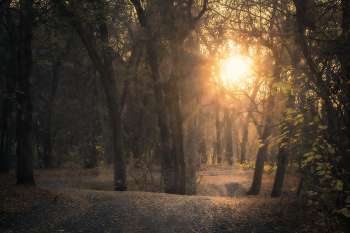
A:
[{"xmin": 0, "ymin": 165, "xmax": 331, "ymax": 232}]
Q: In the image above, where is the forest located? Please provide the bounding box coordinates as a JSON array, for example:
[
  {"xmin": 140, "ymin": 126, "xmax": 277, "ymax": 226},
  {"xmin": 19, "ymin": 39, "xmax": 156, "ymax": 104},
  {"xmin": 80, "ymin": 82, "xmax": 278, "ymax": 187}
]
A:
[{"xmin": 0, "ymin": 0, "xmax": 349, "ymax": 231}]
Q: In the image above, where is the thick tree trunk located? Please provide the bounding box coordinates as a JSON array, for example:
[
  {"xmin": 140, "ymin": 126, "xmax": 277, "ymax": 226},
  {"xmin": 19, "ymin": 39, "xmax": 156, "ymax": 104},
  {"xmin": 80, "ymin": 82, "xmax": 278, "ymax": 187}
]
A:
[
  {"xmin": 164, "ymin": 68, "xmax": 186, "ymax": 194},
  {"xmin": 173, "ymin": 88, "xmax": 186, "ymax": 195},
  {"xmin": 100, "ymin": 70, "xmax": 126, "ymax": 190},
  {"xmin": 271, "ymin": 144, "xmax": 288, "ymax": 197},
  {"xmin": 0, "ymin": 4, "xmax": 16, "ymax": 174},
  {"xmin": 16, "ymin": 0, "xmax": 35, "ymax": 185},
  {"xmin": 0, "ymin": 93, "xmax": 13, "ymax": 173},
  {"xmin": 167, "ymin": 43, "xmax": 187, "ymax": 195},
  {"xmin": 246, "ymin": 117, "xmax": 272, "ymax": 195}
]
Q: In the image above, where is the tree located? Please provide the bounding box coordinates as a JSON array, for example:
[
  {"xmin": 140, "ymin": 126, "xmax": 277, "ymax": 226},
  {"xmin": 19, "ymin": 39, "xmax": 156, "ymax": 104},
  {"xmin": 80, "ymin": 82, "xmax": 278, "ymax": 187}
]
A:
[
  {"xmin": 55, "ymin": 0, "xmax": 135, "ymax": 190},
  {"xmin": 130, "ymin": 0, "xmax": 208, "ymax": 194},
  {"xmin": 0, "ymin": 0, "xmax": 17, "ymax": 174},
  {"xmin": 16, "ymin": 0, "xmax": 35, "ymax": 185}
]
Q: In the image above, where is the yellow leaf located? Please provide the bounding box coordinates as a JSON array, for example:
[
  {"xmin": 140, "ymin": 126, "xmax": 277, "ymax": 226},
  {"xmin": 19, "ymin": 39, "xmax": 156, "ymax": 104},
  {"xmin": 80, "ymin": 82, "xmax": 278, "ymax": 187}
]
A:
[
  {"xmin": 339, "ymin": 208, "xmax": 350, "ymax": 218},
  {"xmin": 334, "ymin": 180, "xmax": 343, "ymax": 191}
]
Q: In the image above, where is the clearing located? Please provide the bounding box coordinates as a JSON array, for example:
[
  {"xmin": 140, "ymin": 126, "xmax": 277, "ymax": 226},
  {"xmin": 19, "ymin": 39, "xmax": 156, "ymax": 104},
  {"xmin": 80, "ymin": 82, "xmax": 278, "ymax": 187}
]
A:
[{"xmin": 0, "ymin": 165, "xmax": 320, "ymax": 232}]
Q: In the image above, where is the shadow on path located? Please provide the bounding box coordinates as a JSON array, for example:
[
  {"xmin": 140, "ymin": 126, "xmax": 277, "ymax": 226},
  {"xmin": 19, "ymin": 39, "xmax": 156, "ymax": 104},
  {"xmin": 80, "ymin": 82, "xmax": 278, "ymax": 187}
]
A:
[{"xmin": 225, "ymin": 182, "xmax": 240, "ymax": 197}]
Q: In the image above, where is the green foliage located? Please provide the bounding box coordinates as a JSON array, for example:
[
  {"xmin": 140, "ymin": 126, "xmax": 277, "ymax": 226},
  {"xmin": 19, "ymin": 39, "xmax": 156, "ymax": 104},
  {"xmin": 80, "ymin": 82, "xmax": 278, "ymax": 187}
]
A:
[{"xmin": 293, "ymin": 113, "xmax": 349, "ymax": 228}]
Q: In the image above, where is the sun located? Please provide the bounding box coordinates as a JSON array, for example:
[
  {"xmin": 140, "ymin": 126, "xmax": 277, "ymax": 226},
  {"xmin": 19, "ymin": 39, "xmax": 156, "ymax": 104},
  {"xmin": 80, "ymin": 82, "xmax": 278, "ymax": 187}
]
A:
[{"xmin": 225, "ymin": 56, "xmax": 249, "ymax": 82}]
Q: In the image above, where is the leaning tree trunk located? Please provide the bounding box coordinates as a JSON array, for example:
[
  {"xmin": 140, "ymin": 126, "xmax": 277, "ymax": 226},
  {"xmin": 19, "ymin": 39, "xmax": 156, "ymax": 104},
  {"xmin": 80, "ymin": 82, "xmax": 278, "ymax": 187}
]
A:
[
  {"xmin": 16, "ymin": 0, "xmax": 35, "ymax": 185},
  {"xmin": 247, "ymin": 49, "xmax": 282, "ymax": 195},
  {"xmin": 271, "ymin": 141, "xmax": 288, "ymax": 197},
  {"xmin": 240, "ymin": 77, "xmax": 261, "ymax": 164},
  {"xmin": 246, "ymin": 121, "xmax": 272, "ymax": 195},
  {"xmin": 64, "ymin": 0, "xmax": 127, "ymax": 190},
  {"xmin": 271, "ymin": 96, "xmax": 293, "ymax": 197}
]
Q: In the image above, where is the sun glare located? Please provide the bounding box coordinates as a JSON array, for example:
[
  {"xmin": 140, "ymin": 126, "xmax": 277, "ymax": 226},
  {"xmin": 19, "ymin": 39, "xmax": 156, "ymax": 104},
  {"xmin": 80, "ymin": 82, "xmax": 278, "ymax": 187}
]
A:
[{"xmin": 225, "ymin": 56, "xmax": 249, "ymax": 83}]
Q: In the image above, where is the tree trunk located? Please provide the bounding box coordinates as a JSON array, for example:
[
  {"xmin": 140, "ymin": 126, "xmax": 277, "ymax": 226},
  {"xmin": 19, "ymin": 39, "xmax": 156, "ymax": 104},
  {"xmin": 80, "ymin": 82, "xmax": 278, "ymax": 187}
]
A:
[
  {"xmin": 240, "ymin": 77, "xmax": 261, "ymax": 164},
  {"xmin": 247, "ymin": 60, "xmax": 281, "ymax": 195},
  {"xmin": 271, "ymin": 75, "xmax": 294, "ymax": 196},
  {"xmin": 215, "ymin": 108, "xmax": 222, "ymax": 164},
  {"xmin": 173, "ymin": 88, "xmax": 186, "ymax": 195},
  {"xmin": 16, "ymin": 0, "xmax": 35, "ymax": 185},
  {"xmin": 146, "ymin": 40, "xmax": 174, "ymax": 193},
  {"xmin": 246, "ymin": 119, "xmax": 271, "ymax": 195},
  {"xmin": 0, "ymin": 97, "xmax": 13, "ymax": 173},
  {"xmin": 240, "ymin": 119, "xmax": 249, "ymax": 164},
  {"xmin": 132, "ymin": 108, "xmax": 144, "ymax": 168},
  {"xmin": 97, "ymin": 79, "xmax": 113, "ymax": 165},
  {"xmin": 64, "ymin": 0, "xmax": 127, "ymax": 190},
  {"xmin": 101, "ymin": 70, "xmax": 126, "ymax": 191},
  {"xmin": 0, "ymin": 4, "xmax": 16, "ymax": 174},
  {"xmin": 225, "ymin": 110, "xmax": 233, "ymax": 165},
  {"xmin": 271, "ymin": 143, "xmax": 288, "ymax": 197},
  {"xmin": 164, "ymin": 66, "xmax": 186, "ymax": 195},
  {"xmin": 42, "ymin": 38, "xmax": 73, "ymax": 168}
]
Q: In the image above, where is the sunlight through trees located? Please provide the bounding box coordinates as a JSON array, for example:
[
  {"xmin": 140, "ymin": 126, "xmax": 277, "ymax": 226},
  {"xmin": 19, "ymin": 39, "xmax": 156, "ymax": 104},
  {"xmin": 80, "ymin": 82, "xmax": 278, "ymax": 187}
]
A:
[{"xmin": 0, "ymin": 0, "xmax": 349, "ymax": 230}]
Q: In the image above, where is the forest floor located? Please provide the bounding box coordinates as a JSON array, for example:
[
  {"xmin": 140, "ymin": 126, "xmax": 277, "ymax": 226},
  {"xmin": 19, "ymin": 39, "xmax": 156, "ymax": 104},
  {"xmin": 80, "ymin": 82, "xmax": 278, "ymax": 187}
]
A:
[{"xmin": 0, "ymin": 164, "xmax": 336, "ymax": 232}]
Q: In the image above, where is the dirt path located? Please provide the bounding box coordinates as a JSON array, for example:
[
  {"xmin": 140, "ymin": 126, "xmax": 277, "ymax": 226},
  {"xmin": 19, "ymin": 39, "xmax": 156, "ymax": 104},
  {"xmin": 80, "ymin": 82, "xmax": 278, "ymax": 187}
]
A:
[{"xmin": 1, "ymin": 165, "xmax": 302, "ymax": 232}]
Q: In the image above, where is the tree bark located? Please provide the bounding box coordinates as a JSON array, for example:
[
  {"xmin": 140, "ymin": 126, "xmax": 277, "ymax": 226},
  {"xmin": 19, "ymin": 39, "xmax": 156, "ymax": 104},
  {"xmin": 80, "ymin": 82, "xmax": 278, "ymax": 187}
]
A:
[{"xmin": 16, "ymin": 0, "xmax": 35, "ymax": 185}]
